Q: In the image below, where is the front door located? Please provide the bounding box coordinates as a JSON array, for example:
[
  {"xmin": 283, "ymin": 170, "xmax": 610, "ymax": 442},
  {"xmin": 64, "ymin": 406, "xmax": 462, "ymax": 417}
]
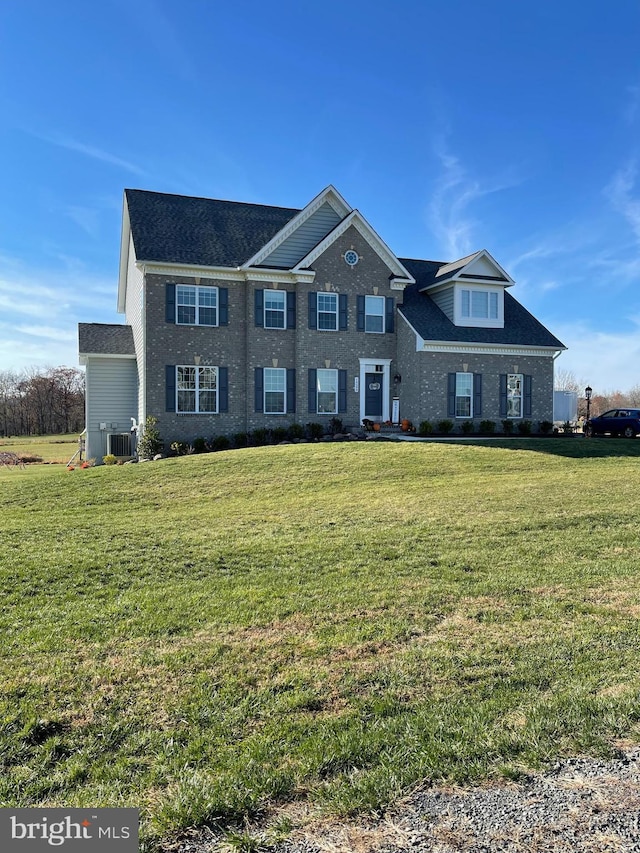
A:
[{"xmin": 365, "ymin": 372, "xmax": 383, "ymax": 419}]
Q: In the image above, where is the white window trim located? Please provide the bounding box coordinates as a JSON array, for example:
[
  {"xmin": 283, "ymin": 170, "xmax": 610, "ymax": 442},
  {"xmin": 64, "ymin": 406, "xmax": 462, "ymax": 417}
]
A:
[
  {"xmin": 455, "ymin": 372, "xmax": 473, "ymax": 418},
  {"xmin": 264, "ymin": 367, "xmax": 287, "ymax": 415},
  {"xmin": 317, "ymin": 292, "xmax": 338, "ymax": 331},
  {"xmin": 176, "ymin": 365, "xmax": 219, "ymax": 414},
  {"xmin": 176, "ymin": 284, "xmax": 219, "ymax": 327},
  {"xmin": 264, "ymin": 289, "xmax": 286, "ymax": 329},
  {"xmin": 453, "ymin": 284, "xmax": 503, "ymax": 328},
  {"xmin": 365, "ymin": 295, "xmax": 385, "ymax": 334},
  {"xmin": 317, "ymin": 368, "xmax": 338, "ymax": 415}
]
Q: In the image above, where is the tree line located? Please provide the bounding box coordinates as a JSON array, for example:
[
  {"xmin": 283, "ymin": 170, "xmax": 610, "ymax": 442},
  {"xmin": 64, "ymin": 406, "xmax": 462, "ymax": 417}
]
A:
[{"xmin": 0, "ymin": 367, "xmax": 85, "ymax": 437}]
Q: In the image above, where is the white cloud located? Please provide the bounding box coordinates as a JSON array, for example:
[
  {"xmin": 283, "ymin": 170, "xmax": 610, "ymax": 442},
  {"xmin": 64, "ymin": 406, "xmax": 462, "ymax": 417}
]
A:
[
  {"xmin": 553, "ymin": 319, "xmax": 640, "ymax": 393},
  {"xmin": 605, "ymin": 160, "xmax": 640, "ymax": 244}
]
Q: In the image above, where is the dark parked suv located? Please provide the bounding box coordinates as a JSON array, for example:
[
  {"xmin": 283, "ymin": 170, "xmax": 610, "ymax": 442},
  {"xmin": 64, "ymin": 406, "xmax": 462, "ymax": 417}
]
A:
[{"xmin": 587, "ymin": 408, "xmax": 640, "ymax": 437}]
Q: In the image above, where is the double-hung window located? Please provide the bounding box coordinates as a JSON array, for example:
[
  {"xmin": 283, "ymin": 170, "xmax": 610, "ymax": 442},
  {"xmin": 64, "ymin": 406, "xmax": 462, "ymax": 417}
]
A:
[
  {"xmin": 177, "ymin": 285, "xmax": 218, "ymax": 326},
  {"xmin": 365, "ymin": 296, "xmax": 385, "ymax": 333},
  {"xmin": 264, "ymin": 368, "xmax": 286, "ymax": 414},
  {"xmin": 461, "ymin": 289, "xmax": 498, "ymax": 321},
  {"xmin": 455, "ymin": 372, "xmax": 473, "ymax": 417},
  {"xmin": 316, "ymin": 369, "xmax": 338, "ymax": 414},
  {"xmin": 177, "ymin": 366, "xmax": 218, "ymax": 413},
  {"xmin": 317, "ymin": 293, "xmax": 338, "ymax": 330},
  {"xmin": 264, "ymin": 290, "xmax": 285, "ymax": 329},
  {"xmin": 507, "ymin": 373, "xmax": 523, "ymax": 418}
]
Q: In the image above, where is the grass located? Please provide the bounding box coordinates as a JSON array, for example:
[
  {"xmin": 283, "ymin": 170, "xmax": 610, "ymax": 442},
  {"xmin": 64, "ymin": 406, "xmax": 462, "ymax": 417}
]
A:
[
  {"xmin": 2, "ymin": 438, "xmax": 640, "ymax": 849},
  {"xmin": 0, "ymin": 433, "xmax": 81, "ymax": 464}
]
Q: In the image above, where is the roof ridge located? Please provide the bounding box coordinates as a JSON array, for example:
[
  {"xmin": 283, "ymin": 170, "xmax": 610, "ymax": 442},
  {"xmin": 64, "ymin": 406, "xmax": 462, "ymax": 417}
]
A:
[{"xmin": 124, "ymin": 187, "xmax": 300, "ymax": 215}]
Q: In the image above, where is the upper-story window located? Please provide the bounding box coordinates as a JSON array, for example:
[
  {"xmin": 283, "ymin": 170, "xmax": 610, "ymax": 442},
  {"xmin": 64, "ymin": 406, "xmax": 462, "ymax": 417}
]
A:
[
  {"xmin": 317, "ymin": 293, "xmax": 338, "ymax": 330},
  {"xmin": 365, "ymin": 296, "xmax": 385, "ymax": 333},
  {"xmin": 264, "ymin": 290, "xmax": 286, "ymax": 329},
  {"xmin": 177, "ymin": 285, "xmax": 218, "ymax": 326},
  {"xmin": 461, "ymin": 289, "xmax": 498, "ymax": 320}
]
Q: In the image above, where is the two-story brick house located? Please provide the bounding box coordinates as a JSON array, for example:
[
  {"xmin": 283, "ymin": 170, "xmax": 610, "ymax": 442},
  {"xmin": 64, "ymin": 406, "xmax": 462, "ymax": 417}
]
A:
[{"xmin": 78, "ymin": 185, "xmax": 565, "ymax": 461}]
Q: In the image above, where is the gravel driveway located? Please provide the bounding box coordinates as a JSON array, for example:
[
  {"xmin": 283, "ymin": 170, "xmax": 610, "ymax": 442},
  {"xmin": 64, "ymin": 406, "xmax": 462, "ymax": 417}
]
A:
[{"xmin": 166, "ymin": 748, "xmax": 640, "ymax": 852}]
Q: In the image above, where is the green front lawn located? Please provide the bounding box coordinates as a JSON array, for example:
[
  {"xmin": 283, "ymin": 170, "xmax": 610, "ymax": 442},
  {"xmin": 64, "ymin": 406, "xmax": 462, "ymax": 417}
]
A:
[{"xmin": 1, "ymin": 440, "xmax": 640, "ymax": 849}]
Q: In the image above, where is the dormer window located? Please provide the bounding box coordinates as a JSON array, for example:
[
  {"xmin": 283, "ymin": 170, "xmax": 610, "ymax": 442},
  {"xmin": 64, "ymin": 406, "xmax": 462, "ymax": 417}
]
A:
[{"xmin": 454, "ymin": 284, "xmax": 503, "ymax": 328}]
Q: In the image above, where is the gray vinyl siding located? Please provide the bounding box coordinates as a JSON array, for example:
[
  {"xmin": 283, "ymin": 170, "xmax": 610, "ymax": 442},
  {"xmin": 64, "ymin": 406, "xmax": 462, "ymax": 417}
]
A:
[
  {"xmin": 262, "ymin": 202, "xmax": 342, "ymax": 268},
  {"xmin": 84, "ymin": 357, "xmax": 138, "ymax": 463},
  {"xmin": 430, "ymin": 286, "xmax": 454, "ymax": 321},
  {"xmin": 124, "ymin": 233, "xmax": 145, "ymax": 424}
]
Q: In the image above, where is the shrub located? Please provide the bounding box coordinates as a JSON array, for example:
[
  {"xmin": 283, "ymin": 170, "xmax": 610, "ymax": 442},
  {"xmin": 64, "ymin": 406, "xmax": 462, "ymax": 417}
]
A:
[
  {"xmin": 460, "ymin": 420, "xmax": 474, "ymax": 434},
  {"xmin": 418, "ymin": 420, "xmax": 434, "ymax": 436},
  {"xmin": 479, "ymin": 420, "xmax": 495, "ymax": 434},
  {"xmin": 192, "ymin": 437, "xmax": 208, "ymax": 454},
  {"xmin": 288, "ymin": 423, "xmax": 305, "ymax": 440},
  {"xmin": 437, "ymin": 419, "xmax": 454, "ymax": 434},
  {"xmin": 306, "ymin": 422, "xmax": 325, "ymax": 440},
  {"xmin": 250, "ymin": 428, "xmax": 270, "ymax": 446},
  {"xmin": 210, "ymin": 435, "xmax": 231, "ymax": 451},
  {"xmin": 271, "ymin": 426, "xmax": 289, "ymax": 444},
  {"xmin": 327, "ymin": 417, "xmax": 343, "ymax": 436},
  {"xmin": 170, "ymin": 441, "xmax": 189, "ymax": 456},
  {"xmin": 562, "ymin": 420, "xmax": 574, "ymax": 434},
  {"xmin": 137, "ymin": 415, "xmax": 163, "ymax": 459},
  {"xmin": 102, "ymin": 454, "xmax": 118, "ymax": 466},
  {"xmin": 517, "ymin": 420, "xmax": 532, "ymax": 435},
  {"xmin": 233, "ymin": 432, "xmax": 249, "ymax": 448},
  {"xmin": 539, "ymin": 420, "xmax": 553, "ymax": 435},
  {"xmin": 501, "ymin": 419, "xmax": 514, "ymax": 435},
  {"xmin": 17, "ymin": 453, "xmax": 43, "ymax": 464}
]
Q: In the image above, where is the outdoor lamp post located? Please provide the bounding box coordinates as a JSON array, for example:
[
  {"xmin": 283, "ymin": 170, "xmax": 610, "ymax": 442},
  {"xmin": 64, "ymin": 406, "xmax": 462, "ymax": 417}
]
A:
[{"xmin": 585, "ymin": 385, "xmax": 592, "ymax": 435}]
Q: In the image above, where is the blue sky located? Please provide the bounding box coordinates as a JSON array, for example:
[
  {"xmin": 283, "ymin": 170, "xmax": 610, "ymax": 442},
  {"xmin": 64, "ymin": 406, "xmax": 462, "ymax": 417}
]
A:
[{"xmin": 1, "ymin": 0, "xmax": 639, "ymax": 394}]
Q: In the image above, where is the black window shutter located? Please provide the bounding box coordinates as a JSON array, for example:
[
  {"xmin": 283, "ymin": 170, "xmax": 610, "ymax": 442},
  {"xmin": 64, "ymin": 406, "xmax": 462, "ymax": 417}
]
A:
[
  {"xmin": 286, "ymin": 291, "xmax": 296, "ymax": 329},
  {"xmin": 499, "ymin": 374, "xmax": 508, "ymax": 417},
  {"xmin": 308, "ymin": 369, "xmax": 317, "ymax": 413},
  {"xmin": 287, "ymin": 369, "xmax": 296, "ymax": 413},
  {"xmin": 254, "ymin": 368, "xmax": 264, "ymax": 413},
  {"xmin": 357, "ymin": 295, "xmax": 365, "ymax": 331},
  {"xmin": 339, "ymin": 294, "xmax": 348, "ymax": 330},
  {"xmin": 166, "ymin": 284, "xmax": 176, "ymax": 323},
  {"xmin": 338, "ymin": 369, "xmax": 347, "ymax": 413},
  {"xmin": 308, "ymin": 292, "xmax": 317, "ymax": 329},
  {"xmin": 447, "ymin": 373, "xmax": 456, "ymax": 418},
  {"xmin": 523, "ymin": 375, "xmax": 532, "ymax": 417},
  {"xmin": 218, "ymin": 288, "xmax": 228, "ymax": 326},
  {"xmin": 385, "ymin": 297, "xmax": 394, "ymax": 333},
  {"xmin": 255, "ymin": 289, "xmax": 264, "ymax": 327},
  {"xmin": 166, "ymin": 365, "xmax": 176, "ymax": 411},
  {"xmin": 473, "ymin": 373, "xmax": 482, "ymax": 417},
  {"xmin": 219, "ymin": 367, "xmax": 228, "ymax": 412}
]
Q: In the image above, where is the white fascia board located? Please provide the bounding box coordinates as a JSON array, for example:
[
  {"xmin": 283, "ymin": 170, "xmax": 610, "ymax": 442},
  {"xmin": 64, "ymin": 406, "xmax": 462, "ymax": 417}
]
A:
[
  {"xmin": 452, "ymin": 249, "xmax": 515, "ymax": 285},
  {"xmin": 140, "ymin": 261, "xmax": 315, "ymax": 285},
  {"xmin": 79, "ymin": 352, "xmax": 137, "ymax": 365},
  {"xmin": 292, "ymin": 210, "xmax": 416, "ymax": 284},
  {"xmin": 241, "ymin": 185, "xmax": 352, "ymax": 269},
  {"xmin": 117, "ymin": 199, "xmax": 131, "ymax": 314}
]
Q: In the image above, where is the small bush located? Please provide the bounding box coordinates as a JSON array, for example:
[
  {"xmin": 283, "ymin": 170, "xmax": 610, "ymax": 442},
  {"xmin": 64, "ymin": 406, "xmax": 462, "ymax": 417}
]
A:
[
  {"xmin": 562, "ymin": 420, "xmax": 574, "ymax": 434},
  {"xmin": 437, "ymin": 419, "xmax": 454, "ymax": 434},
  {"xmin": 271, "ymin": 426, "xmax": 289, "ymax": 444},
  {"xmin": 327, "ymin": 417, "xmax": 343, "ymax": 436},
  {"xmin": 170, "ymin": 441, "xmax": 189, "ymax": 456},
  {"xmin": 192, "ymin": 437, "xmax": 207, "ymax": 454},
  {"xmin": 102, "ymin": 454, "xmax": 118, "ymax": 466},
  {"xmin": 501, "ymin": 419, "xmax": 514, "ymax": 435},
  {"xmin": 479, "ymin": 420, "xmax": 495, "ymax": 434},
  {"xmin": 460, "ymin": 420, "xmax": 474, "ymax": 434},
  {"xmin": 517, "ymin": 420, "xmax": 532, "ymax": 435},
  {"xmin": 137, "ymin": 415, "xmax": 163, "ymax": 459},
  {"xmin": 288, "ymin": 423, "xmax": 305, "ymax": 440},
  {"xmin": 539, "ymin": 420, "xmax": 553, "ymax": 435},
  {"xmin": 306, "ymin": 422, "xmax": 325, "ymax": 440},
  {"xmin": 210, "ymin": 435, "xmax": 231, "ymax": 451},
  {"xmin": 233, "ymin": 432, "xmax": 249, "ymax": 448},
  {"xmin": 418, "ymin": 420, "xmax": 434, "ymax": 436},
  {"xmin": 251, "ymin": 428, "xmax": 270, "ymax": 447}
]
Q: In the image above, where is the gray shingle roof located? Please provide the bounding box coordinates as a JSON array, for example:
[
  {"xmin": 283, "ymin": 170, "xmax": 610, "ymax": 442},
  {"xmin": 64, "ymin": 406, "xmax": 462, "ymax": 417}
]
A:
[
  {"xmin": 398, "ymin": 281, "xmax": 565, "ymax": 349},
  {"xmin": 78, "ymin": 323, "xmax": 135, "ymax": 355},
  {"xmin": 125, "ymin": 189, "xmax": 300, "ymax": 267}
]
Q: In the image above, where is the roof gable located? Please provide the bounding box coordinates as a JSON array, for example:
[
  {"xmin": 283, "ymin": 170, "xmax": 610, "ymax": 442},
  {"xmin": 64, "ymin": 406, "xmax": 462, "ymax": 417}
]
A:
[{"xmin": 419, "ymin": 249, "xmax": 514, "ymax": 291}]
